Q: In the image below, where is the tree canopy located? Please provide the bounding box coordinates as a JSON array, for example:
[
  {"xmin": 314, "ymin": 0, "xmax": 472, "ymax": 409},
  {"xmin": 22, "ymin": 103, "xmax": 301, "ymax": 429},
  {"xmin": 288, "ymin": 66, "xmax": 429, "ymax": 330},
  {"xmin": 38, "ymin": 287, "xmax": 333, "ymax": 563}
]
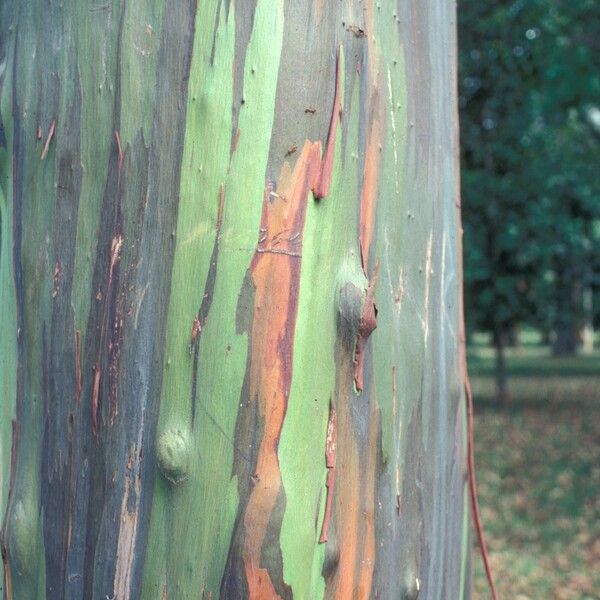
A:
[{"xmin": 459, "ymin": 0, "xmax": 600, "ymax": 347}]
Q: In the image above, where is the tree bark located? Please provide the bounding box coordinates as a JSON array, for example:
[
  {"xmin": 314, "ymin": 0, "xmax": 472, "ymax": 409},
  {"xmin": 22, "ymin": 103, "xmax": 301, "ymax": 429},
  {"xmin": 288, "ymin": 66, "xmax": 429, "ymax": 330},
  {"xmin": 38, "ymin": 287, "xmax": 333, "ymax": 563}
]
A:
[
  {"xmin": 552, "ymin": 260, "xmax": 580, "ymax": 356},
  {"xmin": 581, "ymin": 286, "xmax": 594, "ymax": 354},
  {"xmin": 552, "ymin": 324, "xmax": 579, "ymax": 356},
  {"xmin": 0, "ymin": 2, "xmax": 468, "ymax": 599}
]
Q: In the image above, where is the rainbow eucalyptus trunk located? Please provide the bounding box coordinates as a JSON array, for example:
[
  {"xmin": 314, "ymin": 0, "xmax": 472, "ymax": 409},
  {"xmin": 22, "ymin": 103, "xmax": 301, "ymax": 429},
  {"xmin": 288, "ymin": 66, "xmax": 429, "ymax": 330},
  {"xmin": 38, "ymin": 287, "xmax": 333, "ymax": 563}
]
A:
[{"xmin": 0, "ymin": 1, "xmax": 469, "ymax": 598}]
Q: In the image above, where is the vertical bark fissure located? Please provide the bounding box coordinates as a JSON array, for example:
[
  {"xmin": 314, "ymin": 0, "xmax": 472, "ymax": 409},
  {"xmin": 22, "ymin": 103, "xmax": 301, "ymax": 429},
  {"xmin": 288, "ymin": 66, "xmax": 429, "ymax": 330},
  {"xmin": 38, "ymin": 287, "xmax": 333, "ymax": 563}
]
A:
[
  {"xmin": 113, "ymin": 1, "xmax": 200, "ymax": 596},
  {"xmin": 78, "ymin": 3, "xmax": 127, "ymax": 593},
  {"xmin": 230, "ymin": 1, "xmax": 258, "ymax": 154},
  {"xmin": 190, "ymin": 184, "xmax": 224, "ymax": 427},
  {"xmin": 3, "ymin": 2, "xmax": 64, "ymax": 594},
  {"xmin": 1, "ymin": 35, "xmax": 23, "ymax": 598},
  {"xmin": 42, "ymin": 31, "xmax": 84, "ymax": 599}
]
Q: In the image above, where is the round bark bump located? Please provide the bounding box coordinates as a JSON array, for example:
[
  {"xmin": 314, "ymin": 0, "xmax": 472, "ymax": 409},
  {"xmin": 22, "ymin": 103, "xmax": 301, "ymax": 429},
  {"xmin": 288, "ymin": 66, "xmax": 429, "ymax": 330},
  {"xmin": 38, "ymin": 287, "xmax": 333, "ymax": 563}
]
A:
[
  {"xmin": 337, "ymin": 282, "xmax": 364, "ymax": 348},
  {"xmin": 9, "ymin": 500, "xmax": 38, "ymax": 576},
  {"xmin": 322, "ymin": 539, "xmax": 340, "ymax": 579},
  {"xmin": 401, "ymin": 575, "xmax": 420, "ymax": 600},
  {"xmin": 156, "ymin": 428, "xmax": 191, "ymax": 484}
]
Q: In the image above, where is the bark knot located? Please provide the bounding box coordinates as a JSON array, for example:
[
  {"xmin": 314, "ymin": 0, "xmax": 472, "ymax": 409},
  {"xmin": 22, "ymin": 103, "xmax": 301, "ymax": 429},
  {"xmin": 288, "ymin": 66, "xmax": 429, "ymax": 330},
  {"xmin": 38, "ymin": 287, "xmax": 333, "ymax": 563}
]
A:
[
  {"xmin": 7, "ymin": 500, "xmax": 38, "ymax": 576},
  {"xmin": 156, "ymin": 428, "xmax": 191, "ymax": 484},
  {"xmin": 337, "ymin": 262, "xmax": 379, "ymax": 390}
]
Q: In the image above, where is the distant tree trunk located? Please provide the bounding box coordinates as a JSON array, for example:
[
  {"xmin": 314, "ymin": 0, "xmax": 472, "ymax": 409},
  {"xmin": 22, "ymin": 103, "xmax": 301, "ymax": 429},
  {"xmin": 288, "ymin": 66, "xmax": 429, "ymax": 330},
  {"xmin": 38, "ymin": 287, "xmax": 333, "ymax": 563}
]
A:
[
  {"xmin": 581, "ymin": 286, "xmax": 594, "ymax": 354},
  {"xmin": 552, "ymin": 260, "xmax": 580, "ymax": 356},
  {"xmin": 553, "ymin": 321, "xmax": 579, "ymax": 356},
  {"xmin": 1, "ymin": 1, "xmax": 469, "ymax": 599},
  {"xmin": 552, "ymin": 322, "xmax": 578, "ymax": 356},
  {"xmin": 493, "ymin": 326, "xmax": 510, "ymax": 406},
  {"xmin": 506, "ymin": 325, "xmax": 521, "ymax": 349},
  {"xmin": 541, "ymin": 328, "xmax": 552, "ymax": 346}
]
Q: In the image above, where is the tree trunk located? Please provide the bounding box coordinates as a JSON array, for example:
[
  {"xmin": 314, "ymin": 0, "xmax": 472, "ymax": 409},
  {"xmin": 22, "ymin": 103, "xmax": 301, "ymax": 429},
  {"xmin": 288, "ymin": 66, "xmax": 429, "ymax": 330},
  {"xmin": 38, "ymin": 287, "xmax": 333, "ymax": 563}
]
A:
[
  {"xmin": 506, "ymin": 325, "xmax": 520, "ymax": 349},
  {"xmin": 552, "ymin": 261, "xmax": 580, "ymax": 357},
  {"xmin": 1, "ymin": 2, "xmax": 468, "ymax": 599},
  {"xmin": 580, "ymin": 286, "xmax": 594, "ymax": 355},
  {"xmin": 493, "ymin": 326, "xmax": 510, "ymax": 407},
  {"xmin": 552, "ymin": 322, "xmax": 579, "ymax": 356}
]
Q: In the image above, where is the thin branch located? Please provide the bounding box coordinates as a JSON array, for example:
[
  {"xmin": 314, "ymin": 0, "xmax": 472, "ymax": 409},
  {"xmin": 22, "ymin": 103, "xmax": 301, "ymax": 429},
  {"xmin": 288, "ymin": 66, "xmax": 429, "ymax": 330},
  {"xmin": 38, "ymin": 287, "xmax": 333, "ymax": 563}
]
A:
[{"xmin": 466, "ymin": 373, "xmax": 499, "ymax": 600}]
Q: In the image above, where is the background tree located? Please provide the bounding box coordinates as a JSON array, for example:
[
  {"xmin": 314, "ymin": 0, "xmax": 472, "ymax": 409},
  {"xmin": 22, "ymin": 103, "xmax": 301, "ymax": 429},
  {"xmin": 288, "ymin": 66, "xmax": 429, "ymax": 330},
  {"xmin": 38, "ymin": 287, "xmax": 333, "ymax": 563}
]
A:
[
  {"xmin": 1, "ymin": 1, "xmax": 472, "ymax": 599},
  {"xmin": 459, "ymin": 0, "xmax": 600, "ymax": 400}
]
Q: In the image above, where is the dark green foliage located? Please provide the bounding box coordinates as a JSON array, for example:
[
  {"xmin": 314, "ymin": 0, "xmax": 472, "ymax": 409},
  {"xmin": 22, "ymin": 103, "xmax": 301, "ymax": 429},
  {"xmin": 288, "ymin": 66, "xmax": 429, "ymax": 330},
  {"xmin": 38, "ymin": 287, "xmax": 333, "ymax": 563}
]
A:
[{"xmin": 459, "ymin": 0, "xmax": 600, "ymax": 342}]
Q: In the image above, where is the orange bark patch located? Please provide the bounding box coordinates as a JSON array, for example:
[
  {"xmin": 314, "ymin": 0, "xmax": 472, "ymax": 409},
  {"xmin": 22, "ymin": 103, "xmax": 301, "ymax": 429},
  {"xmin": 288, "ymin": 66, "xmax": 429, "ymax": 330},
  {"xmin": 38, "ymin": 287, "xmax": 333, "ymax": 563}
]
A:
[
  {"xmin": 328, "ymin": 367, "xmax": 363, "ymax": 598},
  {"xmin": 355, "ymin": 8, "xmax": 384, "ymax": 390},
  {"xmin": 356, "ymin": 401, "xmax": 378, "ymax": 597},
  {"xmin": 242, "ymin": 141, "xmax": 322, "ymax": 599},
  {"xmin": 239, "ymin": 47, "xmax": 344, "ymax": 596},
  {"xmin": 323, "ymin": 364, "xmax": 378, "ymax": 600},
  {"xmin": 326, "ymin": 11, "xmax": 381, "ymax": 595},
  {"xmin": 358, "ymin": 114, "xmax": 382, "ymax": 273},
  {"xmin": 358, "ymin": 0, "xmax": 383, "ymax": 273}
]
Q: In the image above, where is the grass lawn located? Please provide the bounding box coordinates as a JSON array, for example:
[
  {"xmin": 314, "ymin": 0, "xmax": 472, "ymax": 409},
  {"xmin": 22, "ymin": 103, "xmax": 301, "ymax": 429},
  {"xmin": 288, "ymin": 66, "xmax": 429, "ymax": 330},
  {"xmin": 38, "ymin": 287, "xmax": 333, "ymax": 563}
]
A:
[{"xmin": 468, "ymin": 344, "xmax": 600, "ymax": 599}]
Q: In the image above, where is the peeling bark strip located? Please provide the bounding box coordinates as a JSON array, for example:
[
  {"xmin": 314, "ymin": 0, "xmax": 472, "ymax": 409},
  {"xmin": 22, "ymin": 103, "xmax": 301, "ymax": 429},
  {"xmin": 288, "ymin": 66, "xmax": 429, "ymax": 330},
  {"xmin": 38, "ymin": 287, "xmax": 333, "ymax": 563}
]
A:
[
  {"xmin": 114, "ymin": 130, "xmax": 124, "ymax": 170},
  {"xmin": 352, "ymin": 3, "xmax": 383, "ymax": 393},
  {"xmin": 113, "ymin": 444, "xmax": 141, "ymax": 600},
  {"xmin": 228, "ymin": 48, "xmax": 344, "ymax": 593},
  {"xmin": 190, "ymin": 183, "xmax": 225, "ymax": 425},
  {"xmin": 319, "ymin": 405, "xmax": 336, "ymax": 543},
  {"xmin": 75, "ymin": 330, "xmax": 82, "ymax": 402},
  {"xmin": 40, "ymin": 119, "xmax": 56, "ymax": 160},
  {"xmin": 357, "ymin": 5, "xmax": 384, "ymax": 276},
  {"xmin": 240, "ymin": 141, "xmax": 322, "ymax": 598},
  {"xmin": 91, "ymin": 233, "xmax": 123, "ymax": 435}
]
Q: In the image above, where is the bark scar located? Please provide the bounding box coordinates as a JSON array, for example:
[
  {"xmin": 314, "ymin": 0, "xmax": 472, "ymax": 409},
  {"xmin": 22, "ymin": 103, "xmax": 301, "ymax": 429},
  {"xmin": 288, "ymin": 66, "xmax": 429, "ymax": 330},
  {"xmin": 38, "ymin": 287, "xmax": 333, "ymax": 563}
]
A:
[
  {"xmin": 312, "ymin": 45, "xmax": 342, "ymax": 199},
  {"xmin": 52, "ymin": 261, "xmax": 62, "ymax": 298},
  {"xmin": 91, "ymin": 234, "xmax": 123, "ymax": 434},
  {"xmin": 346, "ymin": 24, "xmax": 366, "ymax": 38},
  {"xmin": 319, "ymin": 404, "xmax": 337, "ymax": 543},
  {"xmin": 75, "ymin": 330, "xmax": 82, "ymax": 403},
  {"xmin": 354, "ymin": 261, "xmax": 379, "ymax": 391},
  {"xmin": 190, "ymin": 183, "xmax": 225, "ymax": 425},
  {"xmin": 92, "ymin": 363, "xmax": 101, "ymax": 434},
  {"xmin": 40, "ymin": 120, "xmax": 56, "ymax": 160},
  {"xmin": 114, "ymin": 130, "xmax": 124, "ymax": 170}
]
